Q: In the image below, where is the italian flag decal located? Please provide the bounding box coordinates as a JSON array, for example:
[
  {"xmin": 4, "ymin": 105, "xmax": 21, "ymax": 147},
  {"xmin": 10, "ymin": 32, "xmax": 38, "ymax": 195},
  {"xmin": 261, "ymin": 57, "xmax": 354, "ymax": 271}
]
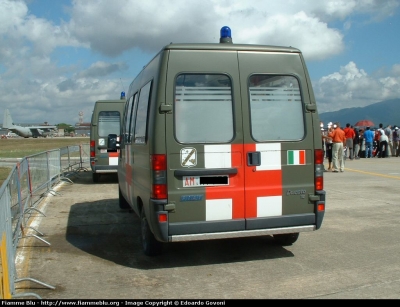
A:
[{"xmin": 287, "ymin": 150, "xmax": 306, "ymax": 165}]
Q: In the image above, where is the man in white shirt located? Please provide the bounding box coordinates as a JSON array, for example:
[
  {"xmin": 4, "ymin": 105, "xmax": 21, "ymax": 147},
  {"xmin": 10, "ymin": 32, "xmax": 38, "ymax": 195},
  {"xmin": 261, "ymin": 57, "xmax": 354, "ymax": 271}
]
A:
[{"xmin": 379, "ymin": 129, "xmax": 389, "ymax": 158}]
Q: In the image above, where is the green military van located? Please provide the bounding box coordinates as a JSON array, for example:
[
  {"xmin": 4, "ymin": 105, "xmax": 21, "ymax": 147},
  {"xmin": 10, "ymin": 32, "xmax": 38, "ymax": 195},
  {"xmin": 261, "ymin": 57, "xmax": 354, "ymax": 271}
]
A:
[
  {"xmin": 90, "ymin": 93, "xmax": 126, "ymax": 182},
  {"xmin": 116, "ymin": 27, "xmax": 325, "ymax": 256}
]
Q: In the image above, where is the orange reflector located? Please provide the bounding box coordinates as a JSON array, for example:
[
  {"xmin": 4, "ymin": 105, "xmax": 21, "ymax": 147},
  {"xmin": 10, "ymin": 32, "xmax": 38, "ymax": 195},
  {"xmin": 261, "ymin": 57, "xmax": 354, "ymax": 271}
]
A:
[
  {"xmin": 318, "ymin": 203, "xmax": 325, "ymax": 211},
  {"xmin": 158, "ymin": 213, "xmax": 168, "ymax": 223}
]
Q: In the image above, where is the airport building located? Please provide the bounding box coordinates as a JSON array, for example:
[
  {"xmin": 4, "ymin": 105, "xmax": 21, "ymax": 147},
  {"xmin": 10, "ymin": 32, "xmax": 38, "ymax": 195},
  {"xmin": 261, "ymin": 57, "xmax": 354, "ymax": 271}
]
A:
[{"xmin": 74, "ymin": 123, "xmax": 90, "ymax": 136}]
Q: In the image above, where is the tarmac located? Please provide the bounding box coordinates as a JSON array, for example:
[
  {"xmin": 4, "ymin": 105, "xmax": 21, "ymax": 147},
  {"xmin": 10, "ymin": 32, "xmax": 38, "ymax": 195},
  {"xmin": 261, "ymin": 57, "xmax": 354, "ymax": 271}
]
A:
[{"xmin": 12, "ymin": 156, "xmax": 400, "ymax": 300}]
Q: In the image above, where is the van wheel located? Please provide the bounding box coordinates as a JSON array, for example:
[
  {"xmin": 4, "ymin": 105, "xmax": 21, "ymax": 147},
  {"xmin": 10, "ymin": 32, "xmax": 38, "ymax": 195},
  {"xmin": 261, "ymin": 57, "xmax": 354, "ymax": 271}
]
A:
[
  {"xmin": 118, "ymin": 187, "xmax": 130, "ymax": 209},
  {"xmin": 140, "ymin": 209, "xmax": 162, "ymax": 256},
  {"xmin": 92, "ymin": 173, "xmax": 100, "ymax": 183},
  {"xmin": 273, "ymin": 233, "xmax": 299, "ymax": 246}
]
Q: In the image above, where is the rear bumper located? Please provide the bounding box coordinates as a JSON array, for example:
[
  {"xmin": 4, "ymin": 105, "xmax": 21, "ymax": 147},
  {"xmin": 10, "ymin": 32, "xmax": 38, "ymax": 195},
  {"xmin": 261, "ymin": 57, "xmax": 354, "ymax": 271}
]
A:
[
  {"xmin": 150, "ymin": 191, "xmax": 325, "ymax": 243},
  {"xmin": 91, "ymin": 165, "xmax": 118, "ymax": 173},
  {"xmin": 168, "ymin": 225, "xmax": 315, "ymax": 242}
]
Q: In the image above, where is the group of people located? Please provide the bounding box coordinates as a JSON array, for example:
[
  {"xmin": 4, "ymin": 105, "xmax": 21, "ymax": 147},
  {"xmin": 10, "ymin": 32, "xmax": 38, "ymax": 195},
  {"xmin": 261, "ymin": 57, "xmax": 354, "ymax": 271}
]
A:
[
  {"xmin": 321, "ymin": 121, "xmax": 345, "ymax": 172},
  {"xmin": 321, "ymin": 121, "xmax": 400, "ymax": 173},
  {"xmin": 356, "ymin": 124, "xmax": 399, "ymax": 158}
]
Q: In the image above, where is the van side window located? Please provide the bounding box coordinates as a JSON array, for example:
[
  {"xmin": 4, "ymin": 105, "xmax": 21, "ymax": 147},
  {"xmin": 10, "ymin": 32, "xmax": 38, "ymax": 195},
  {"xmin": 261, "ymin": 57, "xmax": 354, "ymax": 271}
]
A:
[
  {"xmin": 133, "ymin": 81, "xmax": 151, "ymax": 144},
  {"xmin": 174, "ymin": 74, "xmax": 234, "ymax": 143},
  {"xmin": 123, "ymin": 95, "xmax": 134, "ymax": 143},
  {"xmin": 249, "ymin": 75, "xmax": 304, "ymax": 141},
  {"xmin": 98, "ymin": 111, "xmax": 121, "ymax": 137},
  {"xmin": 129, "ymin": 93, "xmax": 138, "ymax": 143}
]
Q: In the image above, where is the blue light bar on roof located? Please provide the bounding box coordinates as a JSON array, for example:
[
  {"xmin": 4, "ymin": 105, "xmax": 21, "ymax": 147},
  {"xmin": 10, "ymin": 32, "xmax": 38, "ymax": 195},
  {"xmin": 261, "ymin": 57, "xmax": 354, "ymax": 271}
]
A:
[{"xmin": 220, "ymin": 26, "xmax": 232, "ymax": 44}]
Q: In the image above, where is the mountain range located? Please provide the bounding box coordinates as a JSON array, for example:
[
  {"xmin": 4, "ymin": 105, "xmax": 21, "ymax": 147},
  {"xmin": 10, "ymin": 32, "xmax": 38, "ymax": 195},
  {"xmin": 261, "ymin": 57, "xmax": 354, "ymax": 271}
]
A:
[{"xmin": 318, "ymin": 98, "xmax": 400, "ymax": 128}]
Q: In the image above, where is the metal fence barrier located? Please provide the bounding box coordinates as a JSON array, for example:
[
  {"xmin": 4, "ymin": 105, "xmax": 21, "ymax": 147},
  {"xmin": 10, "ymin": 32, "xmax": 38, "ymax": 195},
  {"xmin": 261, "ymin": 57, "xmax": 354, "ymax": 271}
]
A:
[{"xmin": 0, "ymin": 143, "xmax": 89, "ymax": 299}]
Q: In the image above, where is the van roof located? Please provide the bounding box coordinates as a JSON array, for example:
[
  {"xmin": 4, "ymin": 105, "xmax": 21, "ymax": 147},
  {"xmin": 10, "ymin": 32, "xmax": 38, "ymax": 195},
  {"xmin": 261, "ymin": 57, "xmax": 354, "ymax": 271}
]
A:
[
  {"xmin": 163, "ymin": 43, "xmax": 301, "ymax": 53},
  {"xmin": 94, "ymin": 99, "xmax": 126, "ymax": 103}
]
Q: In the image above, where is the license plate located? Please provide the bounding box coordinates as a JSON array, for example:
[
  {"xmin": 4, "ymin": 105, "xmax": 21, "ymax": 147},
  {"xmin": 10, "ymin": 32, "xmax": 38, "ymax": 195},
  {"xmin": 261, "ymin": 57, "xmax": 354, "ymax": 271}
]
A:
[
  {"xmin": 183, "ymin": 176, "xmax": 229, "ymax": 187},
  {"xmin": 183, "ymin": 176, "xmax": 200, "ymax": 187}
]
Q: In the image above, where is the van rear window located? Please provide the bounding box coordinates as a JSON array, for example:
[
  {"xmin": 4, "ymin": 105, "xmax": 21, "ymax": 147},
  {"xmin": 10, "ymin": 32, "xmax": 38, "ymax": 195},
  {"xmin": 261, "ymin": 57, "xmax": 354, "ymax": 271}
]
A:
[
  {"xmin": 249, "ymin": 75, "xmax": 304, "ymax": 141},
  {"xmin": 98, "ymin": 111, "xmax": 121, "ymax": 137},
  {"xmin": 174, "ymin": 74, "xmax": 234, "ymax": 143}
]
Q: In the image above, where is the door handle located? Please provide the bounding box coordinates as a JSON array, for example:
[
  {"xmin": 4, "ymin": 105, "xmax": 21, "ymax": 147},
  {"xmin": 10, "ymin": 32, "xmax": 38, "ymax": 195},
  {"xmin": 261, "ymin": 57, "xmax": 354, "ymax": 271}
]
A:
[{"xmin": 247, "ymin": 152, "xmax": 261, "ymax": 166}]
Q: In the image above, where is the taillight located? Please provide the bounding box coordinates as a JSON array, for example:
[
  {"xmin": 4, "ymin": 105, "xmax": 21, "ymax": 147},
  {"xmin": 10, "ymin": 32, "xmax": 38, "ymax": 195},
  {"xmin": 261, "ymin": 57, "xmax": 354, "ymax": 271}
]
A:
[
  {"xmin": 315, "ymin": 149, "xmax": 324, "ymax": 164},
  {"xmin": 315, "ymin": 149, "xmax": 324, "ymax": 191},
  {"xmin": 151, "ymin": 154, "xmax": 167, "ymax": 199},
  {"xmin": 90, "ymin": 140, "xmax": 95, "ymax": 158},
  {"xmin": 315, "ymin": 176, "xmax": 323, "ymax": 191},
  {"xmin": 152, "ymin": 184, "xmax": 167, "ymax": 199}
]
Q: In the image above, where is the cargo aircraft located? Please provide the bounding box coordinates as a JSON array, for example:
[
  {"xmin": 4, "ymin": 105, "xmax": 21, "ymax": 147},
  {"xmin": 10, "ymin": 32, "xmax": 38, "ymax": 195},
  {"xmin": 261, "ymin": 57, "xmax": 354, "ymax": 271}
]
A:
[{"xmin": 2, "ymin": 109, "xmax": 57, "ymax": 138}]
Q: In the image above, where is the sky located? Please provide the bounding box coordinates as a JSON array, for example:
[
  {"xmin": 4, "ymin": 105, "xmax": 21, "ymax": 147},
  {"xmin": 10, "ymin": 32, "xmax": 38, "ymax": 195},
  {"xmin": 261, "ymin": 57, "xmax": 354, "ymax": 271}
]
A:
[{"xmin": 1, "ymin": 0, "xmax": 400, "ymax": 125}]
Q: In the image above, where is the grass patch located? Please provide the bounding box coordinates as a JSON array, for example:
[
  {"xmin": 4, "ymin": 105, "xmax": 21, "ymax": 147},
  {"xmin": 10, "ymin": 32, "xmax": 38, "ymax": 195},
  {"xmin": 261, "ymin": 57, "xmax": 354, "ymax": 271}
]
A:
[
  {"xmin": 0, "ymin": 167, "xmax": 12, "ymax": 187},
  {"xmin": 0, "ymin": 137, "xmax": 89, "ymax": 186},
  {"xmin": 0, "ymin": 137, "xmax": 89, "ymax": 158}
]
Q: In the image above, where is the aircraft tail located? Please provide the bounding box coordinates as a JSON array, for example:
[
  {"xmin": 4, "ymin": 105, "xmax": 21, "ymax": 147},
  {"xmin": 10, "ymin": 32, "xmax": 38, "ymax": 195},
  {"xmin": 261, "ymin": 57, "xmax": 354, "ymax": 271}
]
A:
[{"xmin": 3, "ymin": 109, "xmax": 14, "ymax": 129}]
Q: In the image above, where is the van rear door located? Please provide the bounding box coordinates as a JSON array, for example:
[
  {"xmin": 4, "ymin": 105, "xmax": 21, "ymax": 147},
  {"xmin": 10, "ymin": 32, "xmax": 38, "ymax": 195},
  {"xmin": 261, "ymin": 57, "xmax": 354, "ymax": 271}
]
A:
[
  {"xmin": 165, "ymin": 49, "xmax": 246, "ymax": 235},
  {"xmin": 165, "ymin": 47, "xmax": 317, "ymax": 237},
  {"xmin": 237, "ymin": 51, "xmax": 316, "ymax": 230},
  {"xmin": 92, "ymin": 110, "xmax": 121, "ymax": 165}
]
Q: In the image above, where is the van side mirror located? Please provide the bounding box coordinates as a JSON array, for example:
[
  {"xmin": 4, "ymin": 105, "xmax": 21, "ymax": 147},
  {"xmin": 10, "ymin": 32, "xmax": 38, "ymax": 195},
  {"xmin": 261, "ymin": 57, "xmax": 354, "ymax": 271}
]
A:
[{"xmin": 108, "ymin": 134, "xmax": 118, "ymax": 151}]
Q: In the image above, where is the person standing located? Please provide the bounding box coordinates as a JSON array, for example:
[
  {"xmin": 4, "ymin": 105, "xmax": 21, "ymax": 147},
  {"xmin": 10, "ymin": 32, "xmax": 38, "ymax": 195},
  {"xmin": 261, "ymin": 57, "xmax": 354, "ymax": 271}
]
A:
[
  {"xmin": 328, "ymin": 122, "xmax": 346, "ymax": 172},
  {"xmin": 324, "ymin": 123, "xmax": 333, "ymax": 171},
  {"xmin": 384, "ymin": 124, "xmax": 394, "ymax": 157},
  {"xmin": 320, "ymin": 121, "xmax": 326, "ymax": 154},
  {"xmin": 343, "ymin": 123, "xmax": 355, "ymax": 159},
  {"xmin": 363, "ymin": 126, "xmax": 374, "ymax": 158},
  {"xmin": 320, "ymin": 121, "xmax": 327, "ymax": 170},
  {"xmin": 353, "ymin": 127, "xmax": 360, "ymax": 159},
  {"xmin": 374, "ymin": 128, "xmax": 382, "ymax": 157},
  {"xmin": 393, "ymin": 126, "xmax": 400, "ymax": 157},
  {"xmin": 378, "ymin": 129, "xmax": 388, "ymax": 158},
  {"xmin": 375, "ymin": 123, "xmax": 384, "ymax": 157},
  {"xmin": 359, "ymin": 129, "xmax": 365, "ymax": 158}
]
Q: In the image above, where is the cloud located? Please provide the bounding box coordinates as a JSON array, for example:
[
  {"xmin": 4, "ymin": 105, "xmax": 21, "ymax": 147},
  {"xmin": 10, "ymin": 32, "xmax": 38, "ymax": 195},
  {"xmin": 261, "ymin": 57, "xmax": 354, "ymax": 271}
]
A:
[
  {"xmin": 77, "ymin": 61, "xmax": 128, "ymax": 78},
  {"xmin": 67, "ymin": 0, "xmax": 345, "ymax": 59},
  {"xmin": 0, "ymin": 0, "xmax": 399, "ymax": 124},
  {"xmin": 314, "ymin": 61, "xmax": 400, "ymax": 113},
  {"xmin": 0, "ymin": 0, "xmax": 84, "ymax": 60}
]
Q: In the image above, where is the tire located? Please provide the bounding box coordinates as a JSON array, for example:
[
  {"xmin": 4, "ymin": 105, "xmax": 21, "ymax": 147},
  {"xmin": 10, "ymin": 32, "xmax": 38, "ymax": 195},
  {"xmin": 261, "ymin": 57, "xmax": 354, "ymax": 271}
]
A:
[
  {"xmin": 273, "ymin": 233, "xmax": 299, "ymax": 246},
  {"xmin": 140, "ymin": 209, "xmax": 163, "ymax": 256},
  {"xmin": 92, "ymin": 173, "xmax": 100, "ymax": 183},
  {"xmin": 118, "ymin": 187, "xmax": 130, "ymax": 209}
]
